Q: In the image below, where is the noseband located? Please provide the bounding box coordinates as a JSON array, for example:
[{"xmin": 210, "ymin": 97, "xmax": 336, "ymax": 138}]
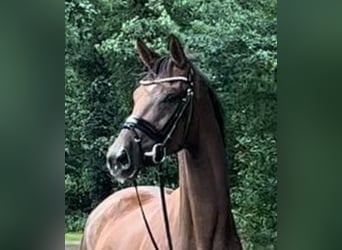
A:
[{"xmin": 122, "ymin": 72, "xmax": 194, "ymax": 164}]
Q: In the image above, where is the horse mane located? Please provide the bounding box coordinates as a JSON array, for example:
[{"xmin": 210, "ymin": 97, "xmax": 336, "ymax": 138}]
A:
[
  {"xmin": 188, "ymin": 60, "xmax": 227, "ymax": 147},
  {"xmin": 206, "ymin": 84, "xmax": 227, "ymax": 147}
]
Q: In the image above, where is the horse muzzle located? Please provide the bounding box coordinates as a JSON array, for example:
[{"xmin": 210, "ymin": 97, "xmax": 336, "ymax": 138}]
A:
[{"xmin": 106, "ymin": 132, "xmax": 141, "ymax": 183}]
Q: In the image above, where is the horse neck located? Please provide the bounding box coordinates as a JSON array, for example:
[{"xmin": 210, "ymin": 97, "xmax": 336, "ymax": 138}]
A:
[{"xmin": 175, "ymin": 92, "xmax": 239, "ymax": 249}]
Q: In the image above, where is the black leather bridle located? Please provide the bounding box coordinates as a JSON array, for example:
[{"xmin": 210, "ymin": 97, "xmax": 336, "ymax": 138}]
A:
[
  {"xmin": 122, "ymin": 70, "xmax": 194, "ymax": 250},
  {"xmin": 122, "ymin": 71, "xmax": 194, "ymax": 164}
]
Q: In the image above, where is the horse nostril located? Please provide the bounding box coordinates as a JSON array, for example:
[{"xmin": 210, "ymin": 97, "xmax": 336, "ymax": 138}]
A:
[{"xmin": 116, "ymin": 150, "xmax": 130, "ymax": 169}]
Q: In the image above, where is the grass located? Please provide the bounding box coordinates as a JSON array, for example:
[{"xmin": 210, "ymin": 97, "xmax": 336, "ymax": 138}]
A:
[{"xmin": 65, "ymin": 232, "xmax": 82, "ymax": 244}]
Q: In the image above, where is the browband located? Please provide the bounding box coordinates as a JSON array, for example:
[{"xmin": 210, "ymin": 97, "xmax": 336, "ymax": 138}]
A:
[{"xmin": 139, "ymin": 76, "xmax": 188, "ymax": 85}]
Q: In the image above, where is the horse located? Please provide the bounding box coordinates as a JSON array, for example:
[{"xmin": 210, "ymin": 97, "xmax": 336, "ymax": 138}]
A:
[{"xmin": 80, "ymin": 35, "xmax": 242, "ymax": 250}]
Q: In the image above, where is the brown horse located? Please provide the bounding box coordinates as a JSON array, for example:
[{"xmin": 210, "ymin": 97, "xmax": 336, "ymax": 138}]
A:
[{"xmin": 81, "ymin": 35, "xmax": 242, "ymax": 250}]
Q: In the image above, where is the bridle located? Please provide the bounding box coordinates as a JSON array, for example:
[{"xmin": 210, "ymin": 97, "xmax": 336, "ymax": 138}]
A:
[
  {"xmin": 122, "ymin": 70, "xmax": 194, "ymax": 165},
  {"xmin": 121, "ymin": 69, "xmax": 194, "ymax": 250}
]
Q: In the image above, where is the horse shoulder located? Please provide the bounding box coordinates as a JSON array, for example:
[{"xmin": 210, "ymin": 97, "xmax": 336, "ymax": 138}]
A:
[{"xmin": 81, "ymin": 186, "xmax": 173, "ymax": 250}]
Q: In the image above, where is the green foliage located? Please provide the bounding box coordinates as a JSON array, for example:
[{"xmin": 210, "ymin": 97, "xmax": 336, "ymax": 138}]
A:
[
  {"xmin": 65, "ymin": 212, "xmax": 87, "ymax": 232},
  {"xmin": 65, "ymin": 0, "xmax": 277, "ymax": 248}
]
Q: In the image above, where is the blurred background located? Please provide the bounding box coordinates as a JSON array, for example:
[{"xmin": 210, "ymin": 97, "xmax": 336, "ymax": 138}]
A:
[{"xmin": 65, "ymin": 0, "xmax": 277, "ymax": 249}]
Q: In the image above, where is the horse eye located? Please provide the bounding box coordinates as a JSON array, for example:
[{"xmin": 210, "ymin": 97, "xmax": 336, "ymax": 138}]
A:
[{"xmin": 163, "ymin": 93, "xmax": 181, "ymax": 103}]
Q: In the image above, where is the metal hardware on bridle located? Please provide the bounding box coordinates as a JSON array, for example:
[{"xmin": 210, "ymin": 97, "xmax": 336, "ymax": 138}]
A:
[
  {"xmin": 145, "ymin": 143, "xmax": 166, "ymax": 164},
  {"xmin": 125, "ymin": 70, "xmax": 194, "ymax": 250}
]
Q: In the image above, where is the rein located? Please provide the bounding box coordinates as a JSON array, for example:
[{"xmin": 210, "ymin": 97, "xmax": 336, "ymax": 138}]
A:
[
  {"xmin": 133, "ymin": 161, "xmax": 172, "ymax": 250},
  {"xmin": 124, "ymin": 72, "xmax": 194, "ymax": 250}
]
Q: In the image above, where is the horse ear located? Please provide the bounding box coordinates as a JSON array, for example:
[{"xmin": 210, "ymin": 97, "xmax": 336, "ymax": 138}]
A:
[
  {"xmin": 136, "ymin": 38, "xmax": 159, "ymax": 69},
  {"xmin": 168, "ymin": 34, "xmax": 187, "ymax": 68}
]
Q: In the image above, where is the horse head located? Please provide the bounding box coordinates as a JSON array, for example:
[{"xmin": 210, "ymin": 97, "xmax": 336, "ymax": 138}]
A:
[{"xmin": 106, "ymin": 35, "xmax": 196, "ymax": 183}]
